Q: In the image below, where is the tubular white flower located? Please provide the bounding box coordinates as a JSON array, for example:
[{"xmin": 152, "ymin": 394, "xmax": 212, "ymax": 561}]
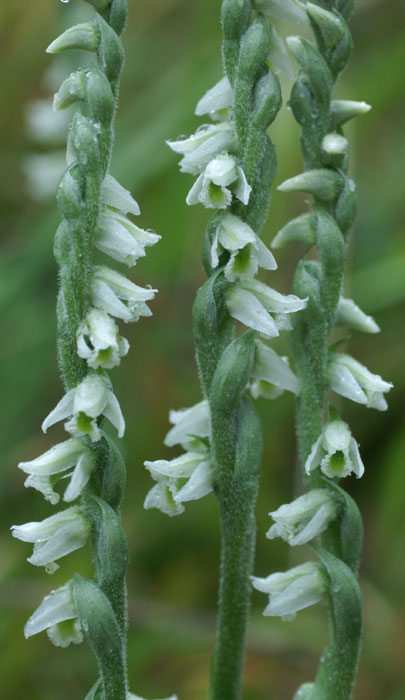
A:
[
  {"xmin": 18, "ymin": 438, "xmax": 95, "ymax": 504},
  {"xmin": 328, "ymin": 353, "xmax": 392, "ymax": 410},
  {"xmin": 335, "ymin": 297, "xmax": 380, "ymax": 334},
  {"xmin": 186, "ymin": 154, "xmax": 251, "ymax": 209},
  {"xmin": 267, "ymin": 489, "xmax": 337, "ymax": 546},
  {"xmin": 167, "ymin": 122, "xmax": 236, "ymax": 175},
  {"xmin": 165, "ymin": 400, "xmax": 211, "ymax": 452},
  {"xmin": 96, "ymin": 209, "xmax": 160, "ymax": 267},
  {"xmin": 305, "ymin": 420, "xmax": 365, "ymax": 479},
  {"xmin": 11, "ymin": 506, "xmax": 89, "ymax": 573},
  {"xmin": 268, "ymin": 25, "xmax": 294, "ymax": 77},
  {"xmin": 211, "ymin": 214, "xmax": 277, "ymax": 280},
  {"xmin": 226, "ymin": 278, "xmax": 307, "ymax": 338},
  {"xmin": 195, "ymin": 76, "xmax": 234, "ymax": 120},
  {"xmin": 251, "ymin": 562, "xmax": 328, "ymax": 620},
  {"xmin": 24, "ymin": 580, "xmax": 83, "ymax": 647},
  {"xmin": 101, "ymin": 174, "xmax": 141, "ymax": 216},
  {"xmin": 144, "ymin": 451, "xmax": 213, "ymax": 517},
  {"xmin": 77, "ymin": 309, "xmax": 129, "ymax": 369},
  {"xmin": 91, "ymin": 266, "xmax": 157, "ymax": 323},
  {"xmin": 250, "ymin": 340, "xmax": 300, "ymax": 399},
  {"xmin": 42, "ymin": 373, "xmax": 125, "ymax": 441}
]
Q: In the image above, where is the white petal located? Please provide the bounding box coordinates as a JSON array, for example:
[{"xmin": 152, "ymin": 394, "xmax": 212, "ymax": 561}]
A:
[
  {"xmin": 252, "ymin": 341, "xmax": 300, "ymax": 395},
  {"xmin": 145, "ymin": 453, "xmax": 204, "ymax": 480},
  {"xmin": 92, "ymin": 277, "xmax": 133, "ymax": 321},
  {"xmin": 254, "ymin": 0, "xmax": 309, "ymax": 24},
  {"xmin": 63, "ymin": 449, "xmax": 95, "ymax": 502},
  {"xmin": 42, "ymin": 389, "xmax": 75, "ymax": 433},
  {"xmin": 323, "ymin": 420, "xmax": 351, "ymax": 453},
  {"xmin": 165, "ymin": 400, "xmax": 210, "ymax": 449},
  {"xmin": 195, "ymin": 77, "xmax": 233, "ymax": 116},
  {"xmin": 101, "ymin": 174, "xmax": 140, "ymax": 216},
  {"xmin": 226, "ymin": 286, "xmax": 279, "ymax": 338},
  {"xmin": 348, "ymin": 438, "xmax": 365, "ymax": 478},
  {"xmin": 173, "ymin": 460, "xmax": 213, "ymax": 504},
  {"xmin": 143, "ymin": 482, "xmax": 184, "ymax": 517},
  {"xmin": 268, "ymin": 25, "xmax": 294, "ymax": 77},
  {"xmin": 18, "ymin": 438, "xmax": 84, "ymax": 476},
  {"xmin": 217, "ymin": 214, "xmax": 256, "ymax": 251},
  {"xmin": 335, "ymin": 297, "xmax": 380, "ymax": 334},
  {"xmin": 24, "ymin": 583, "xmax": 77, "ymax": 638},
  {"xmin": 241, "ymin": 278, "xmax": 307, "ymax": 314},
  {"xmin": 205, "ymin": 155, "xmax": 237, "ymax": 187},
  {"xmin": 233, "ymin": 165, "xmax": 251, "ymax": 204},
  {"xmin": 104, "ymin": 391, "xmax": 125, "ymax": 437},
  {"xmin": 328, "ymin": 359, "xmax": 368, "ymax": 405},
  {"xmin": 253, "ymin": 235, "xmax": 277, "ymax": 270},
  {"xmin": 304, "ymin": 436, "xmax": 324, "ymax": 474},
  {"xmin": 186, "ymin": 173, "xmax": 204, "ymax": 206}
]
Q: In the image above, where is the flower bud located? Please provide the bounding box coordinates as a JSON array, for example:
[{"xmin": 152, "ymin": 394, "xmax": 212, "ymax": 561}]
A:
[
  {"xmin": 253, "ymin": 0, "xmax": 309, "ymax": 24},
  {"xmin": 321, "ymin": 133, "xmax": 348, "ymax": 168},
  {"xmin": 46, "ymin": 23, "xmax": 99, "ymax": 54},
  {"xmin": 272, "ymin": 213, "xmax": 317, "ymax": 249},
  {"xmin": 335, "ymin": 297, "xmax": 380, "ymax": 334},
  {"xmin": 329, "ymin": 99, "xmax": 371, "ymax": 130},
  {"xmin": 53, "ymin": 71, "xmax": 87, "ymax": 111},
  {"xmin": 278, "ymin": 169, "xmax": 342, "ymax": 202}
]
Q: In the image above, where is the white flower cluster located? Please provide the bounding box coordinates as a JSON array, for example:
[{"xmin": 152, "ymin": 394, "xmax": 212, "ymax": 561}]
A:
[{"xmin": 17, "ymin": 114, "xmax": 159, "ymax": 647}]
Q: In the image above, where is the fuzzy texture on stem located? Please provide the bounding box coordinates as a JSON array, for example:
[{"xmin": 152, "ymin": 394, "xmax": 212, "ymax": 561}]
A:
[{"xmin": 15, "ymin": 2, "xmax": 162, "ymax": 699}]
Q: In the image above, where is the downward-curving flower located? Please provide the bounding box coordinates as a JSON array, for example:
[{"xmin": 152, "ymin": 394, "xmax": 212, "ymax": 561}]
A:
[
  {"xmin": 186, "ymin": 154, "xmax": 251, "ymax": 209},
  {"xmin": 226, "ymin": 278, "xmax": 307, "ymax": 338},
  {"xmin": 267, "ymin": 489, "xmax": 337, "ymax": 546},
  {"xmin": 251, "ymin": 562, "xmax": 328, "ymax": 620},
  {"xmin": 164, "ymin": 399, "xmax": 211, "ymax": 452},
  {"xmin": 42, "ymin": 373, "xmax": 125, "ymax": 442},
  {"xmin": 77, "ymin": 309, "xmax": 129, "ymax": 370},
  {"xmin": 144, "ymin": 451, "xmax": 213, "ymax": 517},
  {"xmin": 305, "ymin": 420, "xmax": 365, "ymax": 479},
  {"xmin": 96, "ymin": 209, "xmax": 160, "ymax": 267},
  {"xmin": 210, "ymin": 214, "xmax": 277, "ymax": 281},
  {"xmin": 167, "ymin": 122, "xmax": 236, "ymax": 175},
  {"xmin": 18, "ymin": 437, "xmax": 95, "ymax": 504},
  {"xmin": 195, "ymin": 76, "xmax": 234, "ymax": 121},
  {"xmin": 328, "ymin": 353, "xmax": 392, "ymax": 410},
  {"xmin": 11, "ymin": 506, "xmax": 89, "ymax": 574},
  {"xmin": 91, "ymin": 266, "xmax": 157, "ymax": 323},
  {"xmin": 24, "ymin": 580, "xmax": 83, "ymax": 647}
]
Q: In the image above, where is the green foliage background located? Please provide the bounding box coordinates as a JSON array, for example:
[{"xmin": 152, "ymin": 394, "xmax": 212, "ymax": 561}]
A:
[{"xmin": 0, "ymin": 0, "xmax": 404, "ymax": 698}]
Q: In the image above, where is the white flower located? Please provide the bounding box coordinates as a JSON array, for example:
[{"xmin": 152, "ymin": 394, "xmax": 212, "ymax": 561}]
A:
[
  {"xmin": 101, "ymin": 174, "xmax": 141, "ymax": 216},
  {"xmin": 186, "ymin": 155, "xmax": 251, "ymax": 209},
  {"xmin": 42, "ymin": 374, "xmax": 125, "ymax": 442},
  {"xmin": 11, "ymin": 506, "xmax": 89, "ymax": 574},
  {"xmin": 77, "ymin": 309, "xmax": 129, "ymax": 369},
  {"xmin": 18, "ymin": 438, "xmax": 95, "ymax": 504},
  {"xmin": 91, "ymin": 266, "xmax": 157, "ymax": 323},
  {"xmin": 144, "ymin": 452, "xmax": 213, "ymax": 517},
  {"xmin": 251, "ymin": 562, "xmax": 327, "ymax": 620},
  {"xmin": 164, "ymin": 400, "xmax": 211, "ymax": 452},
  {"xmin": 267, "ymin": 489, "xmax": 337, "ymax": 546},
  {"xmin": 328, "ymin": 353, "xmax": 392, "ymax": 410},
  {"xmin": 226, "ymin": 278, "xmax": 307, "ymax": 338},
  {"xmin": 128, "ymin": 694, "xmax": 177, "ymax": 700},
  {"xmin": 195, "ymin": 76, "xmax": 234, "ymax": 121},
  {"xmin": 254, "ymin": 0, "xmax": 309, "ymax": 24},
  {"xmin": 250, "ymin": 340, "xmax": 300, "ymax": 399},
  {"xmin": 96, "ymin": 209, "xmax": 160, "ymax": 267},
  {"xmin": 335, "ymin": 297, "xmax": 380, "ymax": 334},
  {"xmin": 305, "ymin": 420, "xmax": 365, "ymax": 479},
  {"xmin": 167, "ymin": 122, "xmax": 236, "ymax": 175},
  {"xmin": 24, "ymin": 580, "xmax": 83, "ymax": 647},
  {"xmin": 210, "ymin": 214, "xmax": 277, "ymax": 281}
]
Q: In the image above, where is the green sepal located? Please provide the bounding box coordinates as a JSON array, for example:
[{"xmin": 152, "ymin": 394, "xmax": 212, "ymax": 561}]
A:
[
  {"xmin": 307, "ymin": 4, "xmax": 353, "ymax": 78},
  {"xmin": 108, "ymin": 0, "xmax": 128, "ymax": 36},
  {"xmin": 250, "ymin": 69, "xmax": 282, "ymax": 134},
  {"xmin": 334, "ymin": 172, "xmax": 357, "ymax": 234},
  {"xmin": 85, "ymin": 494, "xmax": 129, "ymax": 588},
  {"xmin": 329, "ymin": 99, "xmax": 371, "ymax": 130},
  {"xmin": 46, "ymin": 22, "xmax": 100, "ymax": 55},
  {"xmin": 93, "ymin": 432, "xmax": 127, "ymax": 509},
  {"xmin": 86, "ymin": 68, "xmax": 115, "ymax": 126},
  {"xmin": 272, "ymin": 212, "xmax": 317, "ymax": 249},
  {"xmin": 71, "ymin": 112, "xmax": 101, "ymax": 173},
  {"xmin": 287, "ymin": 37, "xmax": 333, "ymax": 118},
  {"xmin": 221, "ymin": 0, "xmax": 252, "ymax": 84},
  {"xmin": 320, "ymin": 477, "xmax": 363, "ymax": 573},
  {"xmin": 56, "ymin": 164, "xmax": 84, "ymax": 221},
  {"xmin": 72, "ymin": 574, "xmax": 127, "ymax": 700},
  {"xmin": 243, "ymin": 136, "xmax": 277, "ymax": 232},
  {"xmin": 310, "ymin": 546, "xmax": 362, "ymax": 700},
  {"xmin": 95, "ymin": 15, "xmax": 124, "ymax": 85},
  {"xmin": 234, "ymin": 395, "xmax": 263, "ymax": 479},
  {"xmin": 54, "ymin": 70, "xmax": 87, "ymax": 111},
  {"xmin": 210, "ymin": 331, "xmax": 256, "ymax": 475},
  {"xmin": 192, "ymin": 272, "xmax": 234, "ymax": 395},
  {"xmin": 316, "ymin": 207, "xmax": 345, "ymax": 330},
  {"xmin": 234, "ymin": 15, "xmax": 271, "ymax": 148}
]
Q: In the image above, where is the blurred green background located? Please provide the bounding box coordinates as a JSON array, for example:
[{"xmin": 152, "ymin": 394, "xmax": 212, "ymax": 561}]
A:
[{"xmin": 0, "ymin": 0, "xmax": 404, "ymax": 698}]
